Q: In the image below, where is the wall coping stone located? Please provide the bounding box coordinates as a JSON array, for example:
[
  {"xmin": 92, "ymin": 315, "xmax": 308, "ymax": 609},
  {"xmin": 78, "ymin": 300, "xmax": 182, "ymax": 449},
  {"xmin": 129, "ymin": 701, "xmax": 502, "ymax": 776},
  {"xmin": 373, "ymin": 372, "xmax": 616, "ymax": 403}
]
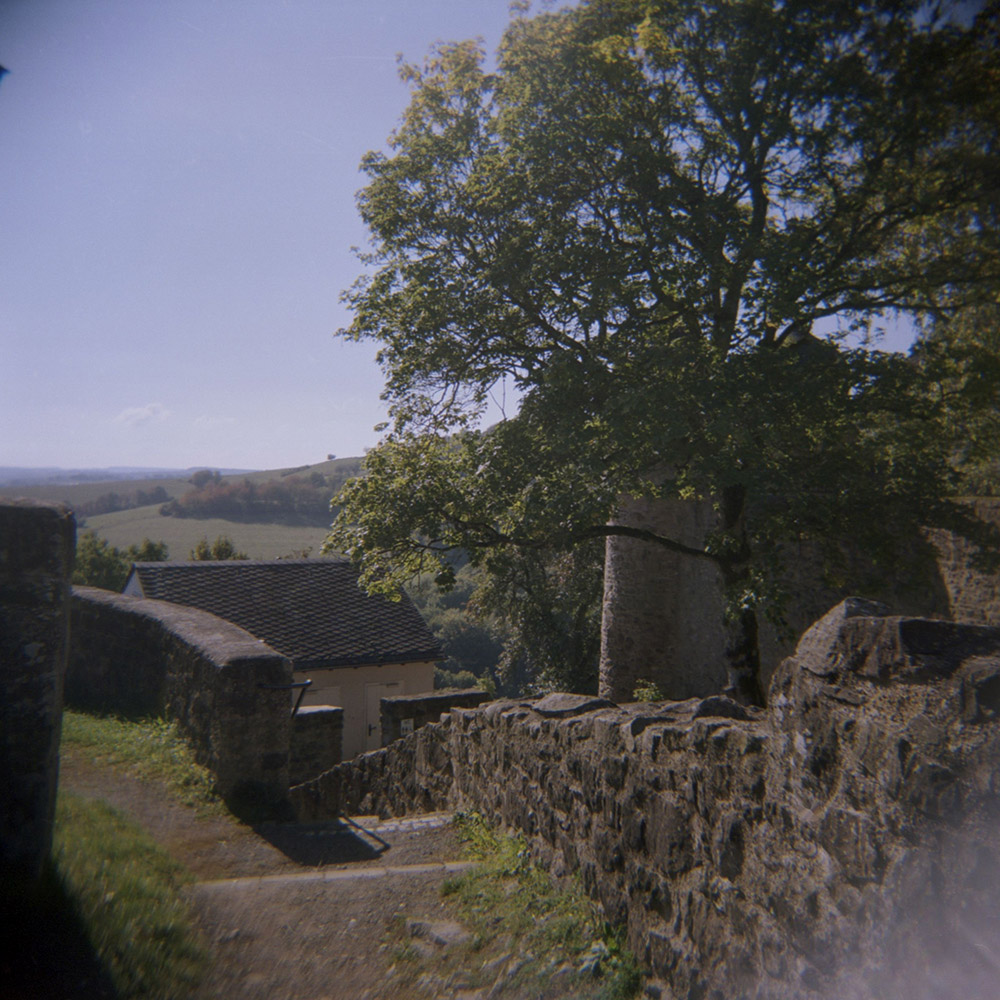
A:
[
  {"xmin": 382, "ymin": 687, "xmax": 488, "ymax": 705},
  {"xmin": 531, "ymin": 692, "xmax": 616, "ymax": 717},
  {"xmin": 72, "ymin": 586, "xmax": 284, "ymax": 664},
  {"xmin": 789, "ymin": 597, "xmax": 1000, "ymax": 685}
]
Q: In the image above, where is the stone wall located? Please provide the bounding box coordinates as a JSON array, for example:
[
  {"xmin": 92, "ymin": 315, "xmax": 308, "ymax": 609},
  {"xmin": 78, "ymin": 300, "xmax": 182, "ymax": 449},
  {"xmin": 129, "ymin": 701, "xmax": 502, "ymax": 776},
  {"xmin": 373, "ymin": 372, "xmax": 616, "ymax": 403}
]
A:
[
  {"xmin": 929, "ymin": 497, "xmax": 1000, "ymax": 625},
  {"xmin": 0, "ymin": 500, "xmax": 75, "ymax": 883},
  {"xmin": 379, "ymin": 688, "xmax": 490, "ymax": 746},
  {"xmin": 69, "ymin": 587, "xmax": 292, "ymax": 803},
  {"xmin": 601, "ymin": 496, "xmax": 1000, "ymax": 703},
  {"xmin": 291, "ymin": 600, "xmax": 1000, "ymax": 999},
  {"xmin": 290, "ymin": 705, "xmax": 343, "ymax": 786}
]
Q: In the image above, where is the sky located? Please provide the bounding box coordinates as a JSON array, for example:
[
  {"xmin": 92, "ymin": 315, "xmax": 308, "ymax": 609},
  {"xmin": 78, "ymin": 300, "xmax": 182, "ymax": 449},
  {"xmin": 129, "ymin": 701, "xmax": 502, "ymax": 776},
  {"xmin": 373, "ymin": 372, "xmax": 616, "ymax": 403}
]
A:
[
  {"xmin": 0, "ymin": 0, "xmax": 517, "ymax": 471},
  {"xmin": 0, "ymin": 0, "xmax": 921, "ymax": 474}
]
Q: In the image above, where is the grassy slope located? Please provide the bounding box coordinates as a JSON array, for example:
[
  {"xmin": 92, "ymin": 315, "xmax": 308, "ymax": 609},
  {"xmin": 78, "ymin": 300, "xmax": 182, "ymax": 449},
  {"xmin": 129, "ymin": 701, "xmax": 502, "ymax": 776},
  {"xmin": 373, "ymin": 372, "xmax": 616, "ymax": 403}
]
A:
[
  {"xmin": 61, "ymin": 710, "xmax": 222, "ymax": 813},
  {"xmin": 53, "ymin": 712, "xmax": 223, "ymax": 997},
  {"xmin": 85, "ymin": 506, "xmax": 333, "ymax": 560},
  {"xmin": 8, "ymin": 458, "xmax": 363, "ymax": 559},
  {"xmin": 53, "ymin": 794, "xmax": 209, "ymax": 999},
  {"xmin": 3, "ymin": 474, "xmax": 196, "ymax": 507},
  {"xmin": 238, "ymin": 457, "xmax": 361, "ymax": 484}
]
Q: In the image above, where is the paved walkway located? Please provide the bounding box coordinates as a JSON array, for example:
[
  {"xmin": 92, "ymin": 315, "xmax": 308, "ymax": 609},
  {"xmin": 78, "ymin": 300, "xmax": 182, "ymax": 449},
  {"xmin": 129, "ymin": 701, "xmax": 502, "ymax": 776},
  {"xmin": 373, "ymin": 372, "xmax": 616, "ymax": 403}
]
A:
[
  {"xmin": 188, "ymin": 810, "xmax": 476, "ymax": 1000},
  {"xmin": 61, "ymin": 753, "xmax": 476, "ymax": 1000}
]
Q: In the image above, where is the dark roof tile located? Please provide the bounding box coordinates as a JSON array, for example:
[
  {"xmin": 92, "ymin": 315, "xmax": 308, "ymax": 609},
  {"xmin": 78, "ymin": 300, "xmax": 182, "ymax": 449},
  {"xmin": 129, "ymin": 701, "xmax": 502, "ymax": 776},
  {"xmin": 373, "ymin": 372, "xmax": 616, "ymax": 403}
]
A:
[{"xmin": 126, "ymin": 559, "xmax": 443, "ymax": 668}]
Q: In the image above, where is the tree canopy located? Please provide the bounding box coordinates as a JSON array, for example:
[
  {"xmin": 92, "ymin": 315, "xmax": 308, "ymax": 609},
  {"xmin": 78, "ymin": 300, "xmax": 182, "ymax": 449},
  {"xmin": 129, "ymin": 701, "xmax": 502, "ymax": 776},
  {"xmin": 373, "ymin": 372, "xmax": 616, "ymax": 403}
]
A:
[
  {"xmin": 913, "ymin": 301, "xmax": 1000, "ymax": 495},
  {"xmin": 189, "ymin": 535, "xmax": 248, "ymax": 561},
  {"xmin": 73, "ymin": 533, "xmax": 169, "ymax": 591},
  {"xmin": 328, "ymin": 0, "xmax": 1000, "ymax": 691}
]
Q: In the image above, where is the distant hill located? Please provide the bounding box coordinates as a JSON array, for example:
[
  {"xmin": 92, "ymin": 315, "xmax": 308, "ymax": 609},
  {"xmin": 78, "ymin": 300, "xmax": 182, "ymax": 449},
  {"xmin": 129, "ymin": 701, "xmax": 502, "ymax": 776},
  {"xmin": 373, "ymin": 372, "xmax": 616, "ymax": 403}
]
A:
[
  {"xmin": 0, "ymin": 458, "xmax": 364, "ymax": 561},
  {"xmin": 0, "ymin": 466, "xmax": 255, "ymax": 488},
  {"xmin": 158, "ymin": 459, "xmax": 362, "ymax": 526}
]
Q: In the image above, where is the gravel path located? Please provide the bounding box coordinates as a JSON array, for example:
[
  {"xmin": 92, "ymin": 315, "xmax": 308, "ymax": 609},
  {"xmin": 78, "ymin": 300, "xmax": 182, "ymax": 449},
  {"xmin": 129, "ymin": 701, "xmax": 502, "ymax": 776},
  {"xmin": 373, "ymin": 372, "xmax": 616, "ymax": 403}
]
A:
[{"xmin": 59, "ymin": 750, "xmax": 475, "ymax": 999}]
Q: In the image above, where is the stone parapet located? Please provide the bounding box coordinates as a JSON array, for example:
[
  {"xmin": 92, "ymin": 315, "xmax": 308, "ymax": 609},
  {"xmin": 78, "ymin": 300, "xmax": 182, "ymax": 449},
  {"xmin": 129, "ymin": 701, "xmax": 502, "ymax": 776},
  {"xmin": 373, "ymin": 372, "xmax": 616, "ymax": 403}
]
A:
[
  {"xmin": 69, "ymin": 587, "xmax": 292, "ymax": 803},
  {"xmin": 290, "ymin": 602, "xmax": 1000, "ymax": 999},
  {"xmin": 379, "ymin": 687, "xmax": 490, "ymax": 746},
  {"xmin": 0, "ymin": 500, "xmax": 75, "ymax": 882}
]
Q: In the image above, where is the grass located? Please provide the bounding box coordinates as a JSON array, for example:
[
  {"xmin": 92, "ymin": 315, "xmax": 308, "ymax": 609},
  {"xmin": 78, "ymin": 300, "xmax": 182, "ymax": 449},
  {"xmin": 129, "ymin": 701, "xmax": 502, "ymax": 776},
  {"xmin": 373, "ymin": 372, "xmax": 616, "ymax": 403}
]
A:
[
  {"xmin": 3, "ymin": 474, "xmax": 196, "ymax": 507},
  {"xmin": 16, "ymin": 711, "xmax": 217, "ymax": 996},
  {"xmin": 631, "ymin": 679, "xmax": 668, "ymax": 702},
  {"xmin": 62, "ymin": 709, "xmax": 223, "ymax": 814},
  {"xmin": 51, "ymin": 792, "xmax": 209, "ymax": 999},
  {"xmin": 7, "ymin": 709, "xmax": 216, "ymax": 998},
  {"xmin": 387, "ymin": 811, "xmax": 642, "ymax": 1000},
  {"xmin": 84, "ymin": 506, "xmax": 333, "ymax": 560}
]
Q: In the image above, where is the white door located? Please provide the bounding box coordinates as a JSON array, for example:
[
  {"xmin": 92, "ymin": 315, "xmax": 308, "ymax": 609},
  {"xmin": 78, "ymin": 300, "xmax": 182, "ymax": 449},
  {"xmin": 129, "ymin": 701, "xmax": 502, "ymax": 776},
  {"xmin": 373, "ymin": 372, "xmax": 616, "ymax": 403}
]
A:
[{"xmin": 364, "ymin": 681, "xmax": 400, "ymax": 751}]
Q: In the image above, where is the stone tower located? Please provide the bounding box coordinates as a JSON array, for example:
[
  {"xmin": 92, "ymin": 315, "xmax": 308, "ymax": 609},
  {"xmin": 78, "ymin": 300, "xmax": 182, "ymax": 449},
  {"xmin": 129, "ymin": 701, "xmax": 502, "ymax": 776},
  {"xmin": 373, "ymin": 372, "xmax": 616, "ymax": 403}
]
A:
[{"xmin": 599, "ymin": 494, "xmax": 729, "ymax": 702}]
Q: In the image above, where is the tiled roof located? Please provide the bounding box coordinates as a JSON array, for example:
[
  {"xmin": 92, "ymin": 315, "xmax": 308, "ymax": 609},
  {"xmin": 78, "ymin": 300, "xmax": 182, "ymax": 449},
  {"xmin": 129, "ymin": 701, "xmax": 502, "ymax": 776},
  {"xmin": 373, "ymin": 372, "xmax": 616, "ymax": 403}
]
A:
[{"xmin": 126, "ymin": 559, "xmax": 443, "ymax": 669}]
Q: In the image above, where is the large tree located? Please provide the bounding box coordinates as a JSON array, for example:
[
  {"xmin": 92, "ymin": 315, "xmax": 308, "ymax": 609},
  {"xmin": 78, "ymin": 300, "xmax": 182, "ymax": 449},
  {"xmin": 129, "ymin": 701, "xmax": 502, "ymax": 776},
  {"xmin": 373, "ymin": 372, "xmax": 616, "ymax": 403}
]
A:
[
  {"xmin": 329, "ymin": 0, "xmax": 1000, "ymax": 700},
  {"xmin": 911, "ymin": 303, "xmax": 1000, "ymax": 496}
]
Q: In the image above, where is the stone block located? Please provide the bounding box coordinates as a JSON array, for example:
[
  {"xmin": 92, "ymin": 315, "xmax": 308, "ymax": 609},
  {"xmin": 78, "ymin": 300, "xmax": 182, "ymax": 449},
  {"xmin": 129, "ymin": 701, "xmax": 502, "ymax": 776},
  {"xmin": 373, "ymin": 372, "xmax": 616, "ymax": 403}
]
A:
[
  {"xmin": 379, "ymin": 688, "xmax": 488, "ymax": 746},
  {"xmin": 0, "ymin": 500, "xmax": 75, "ymax": 882}
]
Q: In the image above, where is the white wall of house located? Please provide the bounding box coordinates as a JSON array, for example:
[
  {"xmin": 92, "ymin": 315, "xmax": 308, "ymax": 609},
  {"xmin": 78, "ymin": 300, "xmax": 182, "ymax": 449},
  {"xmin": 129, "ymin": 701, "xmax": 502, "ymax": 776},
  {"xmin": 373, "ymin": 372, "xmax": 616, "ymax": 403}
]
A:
[{"xmin": 295, "ymin": 660, "xmax": 436, "ymax": 759}]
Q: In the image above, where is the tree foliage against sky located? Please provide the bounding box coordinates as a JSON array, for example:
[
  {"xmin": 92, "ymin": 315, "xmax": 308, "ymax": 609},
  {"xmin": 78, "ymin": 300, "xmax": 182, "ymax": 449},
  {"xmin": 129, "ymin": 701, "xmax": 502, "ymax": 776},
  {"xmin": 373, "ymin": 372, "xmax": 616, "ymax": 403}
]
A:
[
  {"xmin": 328, "ymin": 0, "xmax": 1000, "ymax": 688},
  {"xmin": 73, "ymin": 533, "xmax": 169, "ymax": 591},
  {"xmin": 189, "ymin": 535, "xmax": 248, "ymax": 561}
]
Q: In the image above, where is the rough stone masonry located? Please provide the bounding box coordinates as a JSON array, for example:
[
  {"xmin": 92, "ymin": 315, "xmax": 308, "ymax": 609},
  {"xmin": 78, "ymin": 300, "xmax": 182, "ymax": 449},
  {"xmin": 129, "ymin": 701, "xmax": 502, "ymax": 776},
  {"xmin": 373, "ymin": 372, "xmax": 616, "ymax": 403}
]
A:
[
  {"xmin": 292, "ymin": 598, "xmax": 1000, "ymax": 1000},
  {"xmin": 0, "ymin": 499, "xmax": 75, "ymax": 883}
]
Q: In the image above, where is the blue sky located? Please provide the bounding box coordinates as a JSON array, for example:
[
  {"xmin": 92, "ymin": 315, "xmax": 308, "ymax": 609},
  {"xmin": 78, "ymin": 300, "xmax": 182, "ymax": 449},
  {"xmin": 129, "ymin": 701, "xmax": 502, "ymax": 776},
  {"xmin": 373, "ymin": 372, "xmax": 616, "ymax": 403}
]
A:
[
  {"xmin": 1, "ymin": 0, "xmax": 919, "ymax": 473},
  {"xmin": 0, "ymin": 0, "xmax": 515, "ymax": 470}
]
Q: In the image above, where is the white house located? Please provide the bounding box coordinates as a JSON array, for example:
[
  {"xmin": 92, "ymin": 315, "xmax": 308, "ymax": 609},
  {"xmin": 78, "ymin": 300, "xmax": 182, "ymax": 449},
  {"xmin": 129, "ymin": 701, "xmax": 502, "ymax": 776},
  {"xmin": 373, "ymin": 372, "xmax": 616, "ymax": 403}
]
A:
[{"xmin": 123, "ymin": 558, "xmax": 443, "ymax": 759}]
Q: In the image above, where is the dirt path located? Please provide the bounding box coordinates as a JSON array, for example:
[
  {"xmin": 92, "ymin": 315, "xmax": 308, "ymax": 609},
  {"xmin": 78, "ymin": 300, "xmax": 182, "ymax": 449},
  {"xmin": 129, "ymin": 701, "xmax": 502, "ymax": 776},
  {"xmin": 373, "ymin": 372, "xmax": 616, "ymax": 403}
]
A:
[{"xmin": 59, "ymin": 750, "xmax": 476, "ymax": 999}]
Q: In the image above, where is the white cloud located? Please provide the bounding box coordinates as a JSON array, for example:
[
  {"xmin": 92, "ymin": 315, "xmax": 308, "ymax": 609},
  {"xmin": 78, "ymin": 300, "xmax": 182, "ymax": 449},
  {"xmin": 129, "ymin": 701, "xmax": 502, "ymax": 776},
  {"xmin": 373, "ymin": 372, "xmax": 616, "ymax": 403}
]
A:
[
  {"xmin": 193, "ymin": 415, "xmax": 238, "ymax": 429},
  {"xmin": 113, "ymin": 402, "xmax": 170, "ymax": 427}
]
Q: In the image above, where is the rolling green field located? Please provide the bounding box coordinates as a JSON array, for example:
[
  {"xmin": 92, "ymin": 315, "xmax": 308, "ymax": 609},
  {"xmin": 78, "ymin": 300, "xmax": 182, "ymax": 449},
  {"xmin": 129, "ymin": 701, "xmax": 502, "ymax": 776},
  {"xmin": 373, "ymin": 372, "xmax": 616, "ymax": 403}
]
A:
[
  {"xmin": 85, "ymin": 506, "xmax": 333, "ymax": 560},
  {"xmin": 4, "ymin": 458, "xmax": 361, "ymax": 560},
  {"xmin": 4, "ymin": 474, "xmax": 196, "ymax": 507}
]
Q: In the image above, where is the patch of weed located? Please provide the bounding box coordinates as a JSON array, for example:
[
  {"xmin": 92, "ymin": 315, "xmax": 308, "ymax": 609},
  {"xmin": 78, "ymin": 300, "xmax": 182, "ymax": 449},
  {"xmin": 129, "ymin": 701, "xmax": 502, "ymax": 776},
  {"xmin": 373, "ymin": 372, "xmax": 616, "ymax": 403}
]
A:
[
  {"xmin": 433, "ymin": 811, "xmax": 642, "ymax": 998},
  {"xmin": 631, "ymin": 679, "xmax": 668, "ymax": 702},
  {"xmin": 62, "ymin": 709, "xmax": 223, "ymax": 813},
  {"xmin": 52, "ymin": 791, "xmax": 208, "ymax": 998}
]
